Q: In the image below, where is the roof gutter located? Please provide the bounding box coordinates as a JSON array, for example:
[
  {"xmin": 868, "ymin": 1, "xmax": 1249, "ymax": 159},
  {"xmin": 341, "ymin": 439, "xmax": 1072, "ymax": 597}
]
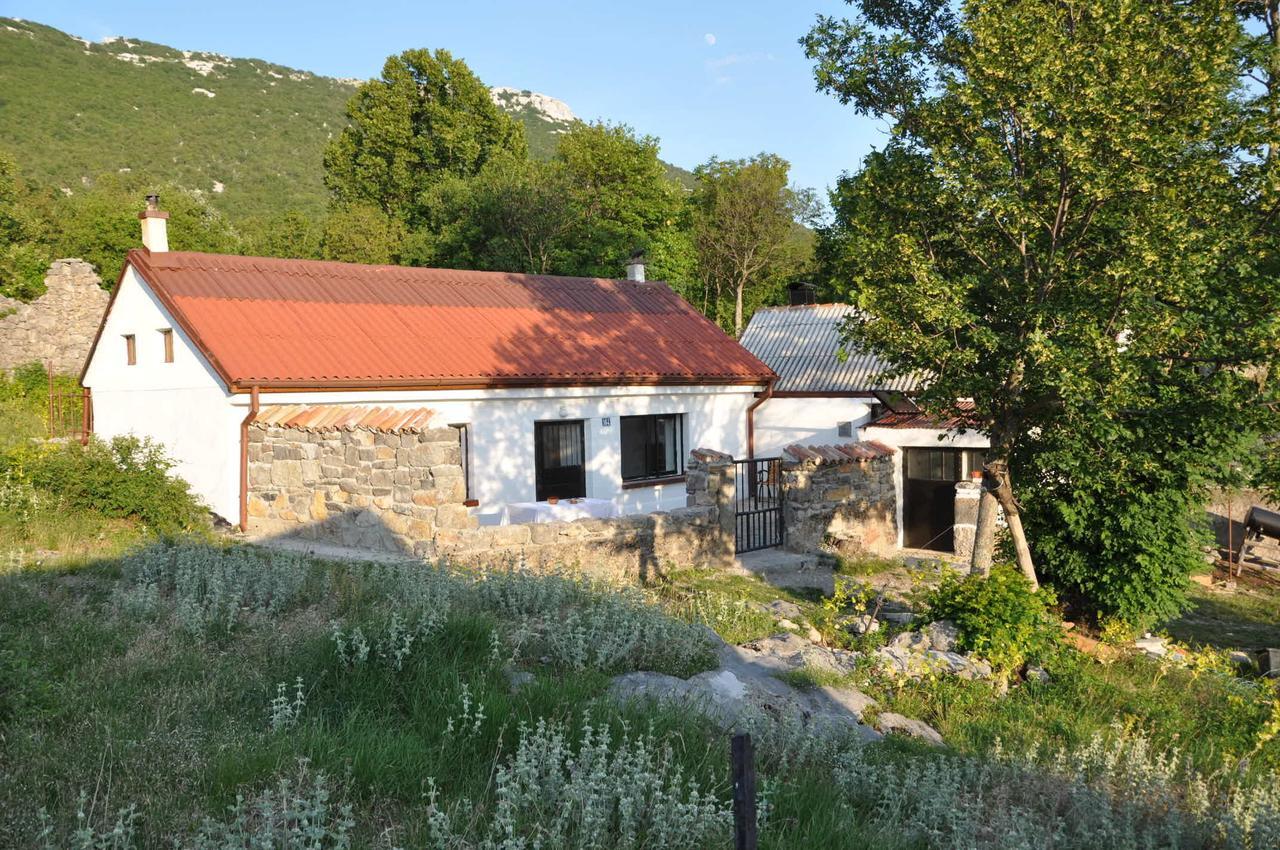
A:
[
  {"xmin": 238, "ymin": 384, "xmax": 260, "ymax": 532},
  {"xmin": 746, "ymin": 376, "xmax": 776, "ymax": 459},
  {"xmin": 226, "ymin": 375, "xmax": 773, "ymax": 393}
]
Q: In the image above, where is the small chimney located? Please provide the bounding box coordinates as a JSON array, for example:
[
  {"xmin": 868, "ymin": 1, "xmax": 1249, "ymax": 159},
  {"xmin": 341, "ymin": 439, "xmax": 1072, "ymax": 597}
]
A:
[
  {"xmin": 625, "ymin": 251, "xmax": 646, "ymax": 282},
  {"xmin": 138, "ymin": 194, "xmax": 169, "ymax": 252}
]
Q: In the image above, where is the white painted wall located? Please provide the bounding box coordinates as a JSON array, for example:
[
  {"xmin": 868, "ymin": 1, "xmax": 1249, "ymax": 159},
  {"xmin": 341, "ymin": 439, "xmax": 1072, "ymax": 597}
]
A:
[
  {"xmin": 254, "ymin": 384, "xmax": 758, "ymax": 523},
  {"xmin": 752, "ymin": 395, "xmax": 875, "ymax": 457},
  {"xmin": 82, "ymin": 265, "xmax": 242, "ymax": 521},
  {"xmin": 859, "ymin": 424, "xmax": 990, "ymax": 548}
]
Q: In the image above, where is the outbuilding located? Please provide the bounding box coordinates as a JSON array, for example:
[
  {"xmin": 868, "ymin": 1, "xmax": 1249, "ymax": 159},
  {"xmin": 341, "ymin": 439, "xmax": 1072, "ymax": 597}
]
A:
[{"xmin": 740, "ymin": 303, "xmax": 989, "ymax": 554}]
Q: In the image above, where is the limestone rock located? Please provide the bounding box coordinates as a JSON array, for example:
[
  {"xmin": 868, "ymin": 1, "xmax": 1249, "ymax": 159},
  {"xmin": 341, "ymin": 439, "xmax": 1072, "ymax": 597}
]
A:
[
  {"xmin": 923, "ymin": 619, "xmax": 960, "ymax": 652},
  {"xmin": 889, "ymin": 630, "xmax": 931, "ymax": 653},
  {"xmin": 760, "ymin": 599, "xmax": 803, "ymax": 620},
  {"xmin": 877, "ymin": 712, "xmax": 944, "ymax": 746}
]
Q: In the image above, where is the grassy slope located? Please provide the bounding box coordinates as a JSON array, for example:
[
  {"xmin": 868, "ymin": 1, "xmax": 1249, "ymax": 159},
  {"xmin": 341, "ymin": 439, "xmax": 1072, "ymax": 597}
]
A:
[
  {"xmin": 0, "ymin": 550, "xmax": 889, "ymax": 850},
  {"xmin": 0, "ymin": 18, "xmax": 694, "ymax": 221}
]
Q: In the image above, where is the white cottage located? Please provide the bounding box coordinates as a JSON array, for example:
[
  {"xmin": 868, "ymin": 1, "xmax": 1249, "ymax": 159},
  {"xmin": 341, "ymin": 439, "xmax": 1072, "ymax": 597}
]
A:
[
  {"xmin": 739, "ymin": 303, "xmax": 989, "ymax": 553},
  {"xmin": 81, "ymin": 200, "xmax": 775, "ymax": 532}
]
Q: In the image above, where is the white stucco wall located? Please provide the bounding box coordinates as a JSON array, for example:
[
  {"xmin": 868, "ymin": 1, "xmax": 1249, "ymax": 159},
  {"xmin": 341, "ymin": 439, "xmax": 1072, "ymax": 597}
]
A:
[
  {"xmin": 252, "ymin": 384, "xmax": 758, "ymax": 523},
  {"xmin": 860, "ymin": 424, "xmax": 990, "ymax": 548},
  {"xmin": 82, "ymin": 265, "xmax": 242, "ymax": 521},
  {"xmin": 752, "ymin": 395, "xmax": 875, "ymax": 457}
]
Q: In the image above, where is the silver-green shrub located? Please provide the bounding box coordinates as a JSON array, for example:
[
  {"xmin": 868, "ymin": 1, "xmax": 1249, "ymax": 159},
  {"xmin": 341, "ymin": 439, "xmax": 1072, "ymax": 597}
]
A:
[
  {"xmin": 474, "ymin": 568, "xmax": 717, "ymax": 676},
  {"xmin": 115, "ymin": 542, "xmax": 315, "ymax": 638},
  {"xmin": 188, "ymin": 760, "xmax": 353, "ymax": 850},
  {"xmin": 424, "ymin": 717, "xmax": 734, "ymax": 849},
  {"xmin": 833, "ymin": 722, "xmax": 1280, "ymax": 850}
]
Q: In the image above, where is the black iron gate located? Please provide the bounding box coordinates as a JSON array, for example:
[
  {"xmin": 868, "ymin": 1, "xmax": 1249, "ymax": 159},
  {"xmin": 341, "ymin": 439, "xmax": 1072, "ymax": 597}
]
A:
[{"xmin": 734, "ymin": 457, "xmax": 783, "ymax": 553}]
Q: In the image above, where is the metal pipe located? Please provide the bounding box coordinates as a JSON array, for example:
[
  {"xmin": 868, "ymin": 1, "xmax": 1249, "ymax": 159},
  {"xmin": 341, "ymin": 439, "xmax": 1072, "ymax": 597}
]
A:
[
  {"xmin": 746, "ymin": 378, "xmax": 776, "ymax": 459},
  {"xmin": 238, "ymin": 384, "xmax": 260, "ymax": 532},
  {"xmin": 80, "ymin": 386, "xmax": 91, "ymax": 446}
]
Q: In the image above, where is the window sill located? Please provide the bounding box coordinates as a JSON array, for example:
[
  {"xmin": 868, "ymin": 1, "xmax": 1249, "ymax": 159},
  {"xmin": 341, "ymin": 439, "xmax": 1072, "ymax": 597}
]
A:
[{"xmin": 621, "ymin": 474, "xmax": 687, "ymax": 490}]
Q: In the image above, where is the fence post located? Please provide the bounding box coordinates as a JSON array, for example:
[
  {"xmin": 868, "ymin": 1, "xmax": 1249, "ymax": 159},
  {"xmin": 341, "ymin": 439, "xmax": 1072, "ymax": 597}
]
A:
[
  {"xmin": 731, "ymin": 732, "xmax": 757, "ymax": 850},
  {"xmin": 46, "ymin": 358, "xmax": 53, "ymax": 437}
]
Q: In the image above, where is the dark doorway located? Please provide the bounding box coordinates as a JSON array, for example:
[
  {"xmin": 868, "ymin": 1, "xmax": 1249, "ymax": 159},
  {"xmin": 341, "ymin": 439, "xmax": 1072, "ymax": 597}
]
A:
[
  {"xmin": 903, "ymin": 448, "xmax": 964, "ymax": 551},
  {"xmin": 534, "ymin": 420, "xmax": 586, "ymax": 501}
]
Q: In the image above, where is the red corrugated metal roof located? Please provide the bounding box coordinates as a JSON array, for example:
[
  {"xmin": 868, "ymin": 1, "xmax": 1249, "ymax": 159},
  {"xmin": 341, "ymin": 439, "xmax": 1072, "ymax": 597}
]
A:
[
  {"xmin": 256, "ymin": 404, "xmax": 437, "ymax": 434},
  {"xmin": 121, "ymin": 250, "xmax": 774, "ymax": 391},
  {"xmin": 864, "ymin": 401, "xmax": 977, "ymax": 431}
]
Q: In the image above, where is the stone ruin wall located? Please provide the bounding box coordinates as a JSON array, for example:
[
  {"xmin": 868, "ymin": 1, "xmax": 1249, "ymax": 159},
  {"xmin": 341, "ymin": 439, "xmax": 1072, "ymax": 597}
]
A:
[{"xmin": 0, "ymin": 260, "xmax": 109, "ymax": 375}]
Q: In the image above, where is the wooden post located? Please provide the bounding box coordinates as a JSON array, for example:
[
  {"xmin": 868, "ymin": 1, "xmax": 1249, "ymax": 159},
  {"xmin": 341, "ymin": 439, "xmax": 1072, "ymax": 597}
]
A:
[
  {"xmin": 47, "ymin": 360, "xmax": 54, "ymax": 439},
  {"xmin": 731, "ymin": 733, "xmax": 757, "ymax": 850}
]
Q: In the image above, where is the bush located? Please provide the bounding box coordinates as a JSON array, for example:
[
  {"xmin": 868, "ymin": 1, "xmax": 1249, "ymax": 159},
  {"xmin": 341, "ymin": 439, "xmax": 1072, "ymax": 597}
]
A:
[
  {"xmin": 921, "ymin": 565, "xmax": 1060, "ymax": 672},
  {"xmin": 5, "ymin": 435, "xmax": 207, "ymax": 535},
  {"xmin": 423, "ymin": 717, "xmax": 736, "ymax": 848}
]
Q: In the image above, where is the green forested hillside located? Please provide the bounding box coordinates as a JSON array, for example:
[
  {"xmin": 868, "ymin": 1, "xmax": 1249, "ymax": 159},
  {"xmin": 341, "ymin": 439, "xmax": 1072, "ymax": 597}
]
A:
[{"xmin": 0, "ymin": 18, "xmax": 689, "ymax": 219}]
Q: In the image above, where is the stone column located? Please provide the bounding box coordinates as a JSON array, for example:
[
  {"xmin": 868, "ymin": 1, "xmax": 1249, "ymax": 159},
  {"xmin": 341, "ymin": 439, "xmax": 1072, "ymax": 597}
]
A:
[
  {"xmin": 688, "ymin": 448, "xmax": 736, "ymax": 568},
  {"xmin": 953, "ymin": 480, "xmax": 981, "ymax": 560}
]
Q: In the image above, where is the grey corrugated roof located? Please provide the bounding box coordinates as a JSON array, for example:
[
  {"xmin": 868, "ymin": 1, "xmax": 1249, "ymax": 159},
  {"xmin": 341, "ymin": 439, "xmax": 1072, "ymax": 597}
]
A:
[{"xmin": 738, "ymin": 304, "xmax": 919, "ymax": 394}]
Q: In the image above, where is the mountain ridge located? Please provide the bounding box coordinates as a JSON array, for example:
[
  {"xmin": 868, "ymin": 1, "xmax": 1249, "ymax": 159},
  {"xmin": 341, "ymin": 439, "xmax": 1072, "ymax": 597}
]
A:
[{"xmin": 0, "ymin": 17, "xmax": 692, "ymax": 222}]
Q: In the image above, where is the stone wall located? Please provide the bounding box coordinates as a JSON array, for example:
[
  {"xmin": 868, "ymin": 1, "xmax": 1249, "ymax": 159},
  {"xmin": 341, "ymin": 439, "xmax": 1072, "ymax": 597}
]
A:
[
  {"xmin": 780, "ymin": 443, "xmax": 897, "ymax": 557},
  {"xmin": 246, "ymin": 422, "xmax": 471, "ymax": 559},
  {"xmin": 0, "ymin": 260, "xmax": 109, "ymax": 375},
  {"xmin": 435, "ymin": 448, "xmax": 736, "ymax": 580},
  {"xmin": 248, "ymin": 422, "xmax": 737, "ymax": 581}
]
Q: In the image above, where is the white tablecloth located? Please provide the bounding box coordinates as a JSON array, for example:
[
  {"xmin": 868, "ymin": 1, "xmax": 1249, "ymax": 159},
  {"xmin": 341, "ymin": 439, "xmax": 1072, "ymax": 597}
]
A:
[{"xmin": 500, "ymin": 498, "xmax": 620, "ymax": 525}]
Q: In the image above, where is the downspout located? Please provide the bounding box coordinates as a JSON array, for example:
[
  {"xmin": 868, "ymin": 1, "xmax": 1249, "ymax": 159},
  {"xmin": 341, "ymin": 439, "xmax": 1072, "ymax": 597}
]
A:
[
  {"xmin": 80, "ymin": 386, "xmax": 92, "ymax": 446},
  {"xmin": 238, "ymin": 384, "xmax": 260, "ymax": 532},
  {"xmin": 746, "ymin": 377, "xmax": 776, "ymax": 459}
]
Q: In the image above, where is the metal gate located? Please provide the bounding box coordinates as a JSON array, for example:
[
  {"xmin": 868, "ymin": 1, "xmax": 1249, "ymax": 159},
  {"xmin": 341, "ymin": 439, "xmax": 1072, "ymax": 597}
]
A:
[{"xmin": 734, "ymin": 457, "xmax": 783, "ymax": 553}]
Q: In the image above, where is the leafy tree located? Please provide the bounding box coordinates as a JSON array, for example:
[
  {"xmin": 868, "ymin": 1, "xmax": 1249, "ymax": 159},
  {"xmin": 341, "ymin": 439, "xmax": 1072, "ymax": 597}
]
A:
[
  {"xmin": 323, "ymin": 49, "xmax": 526, "ymax": 228},
  {"xmin": 420, "ymin": 152, "xmax": 575, "ymax": 274},
  {"xmin": 321, "ymin": 203, "xmax": 404, "ymax": 265},
  {"xmin": 0, "ymin": 151, "xmax": 52, "ymax": 301},
  {"xmin": 416, "ymin": 122, "xmax": 695, "ymax": 287},
  {"xmin": 52, "ymin": 173, "xmax": 238, "ymax": 285},
  {"xmin": 553, "ymin": 122, "xmax": 684, "ymax": 279},
  {"xmin": 805, "ymin": 0, "xmax": 1280, "ymax": 620},
  {"xmin": 691, "ymin": 154, "xmax": 817, "ymax": 337},
  {"xmin": 242, "ymin": 210, "xmax": 324, "ymax": 260}
]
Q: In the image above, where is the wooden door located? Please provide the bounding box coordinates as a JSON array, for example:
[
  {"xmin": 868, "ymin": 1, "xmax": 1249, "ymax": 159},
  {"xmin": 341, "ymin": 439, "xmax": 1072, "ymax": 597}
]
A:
[{"xmin": 903, "ymin": 448, "xmax": 962, "ymax": 551}]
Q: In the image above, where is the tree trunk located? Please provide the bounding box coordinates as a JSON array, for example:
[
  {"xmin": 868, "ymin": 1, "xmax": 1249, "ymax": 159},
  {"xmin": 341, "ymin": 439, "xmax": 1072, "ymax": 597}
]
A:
[
  {"xmin": 734, "ymin": 280, "xmax": 746, "ymax": 338},
  {"xmin": 986, "ymin": 459, "xmax": 1039, "ymax": 590},
  {"xmin": 969, "ymin": 486, "xmax": 998, "ymax": 577}
]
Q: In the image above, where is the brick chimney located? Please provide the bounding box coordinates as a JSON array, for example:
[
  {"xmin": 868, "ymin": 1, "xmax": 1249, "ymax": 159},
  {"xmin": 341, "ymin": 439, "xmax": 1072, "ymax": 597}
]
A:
[
  {"xmin": 625, "ymin": 250, "xmax": 645, "ymax": 282},
  {"xmin": 139, "ymin": 194, "xmax": 169, "ymax": 252}
]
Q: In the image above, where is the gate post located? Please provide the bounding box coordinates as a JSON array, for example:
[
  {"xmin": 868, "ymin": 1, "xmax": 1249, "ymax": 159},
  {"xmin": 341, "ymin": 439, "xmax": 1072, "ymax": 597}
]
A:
[{"xmin": 688, "ymin": 449, "xmax": 735, "ymax": 568}]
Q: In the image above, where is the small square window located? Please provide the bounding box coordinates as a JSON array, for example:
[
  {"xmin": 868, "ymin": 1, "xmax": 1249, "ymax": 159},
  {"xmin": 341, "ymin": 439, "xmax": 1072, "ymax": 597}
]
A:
[
  {"xmin": 837, "ymin": 421, "xmax": 853, "ymax": 438},
  {"xmin": 124, "ymin": 334, "xmax": 136, "ymax": 366},
  {"xmin": 160, "ymin": 329, "xmax": 174, "ymax": 363}
]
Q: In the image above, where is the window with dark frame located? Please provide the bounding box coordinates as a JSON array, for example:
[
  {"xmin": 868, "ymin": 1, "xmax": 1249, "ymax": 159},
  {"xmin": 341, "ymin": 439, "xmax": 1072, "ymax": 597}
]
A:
[
  {"xmin": 124, "ymin": 334, "xmax": 136, "ymax": 366},
  {"xmin": 160, "ymin": 328, "xmax": 174, "ymax": 363},
  {"xmin": 534, "ymin": 420, "xmax": 586, "ymax": 501},
  {"xmin": 620, "ymin": 413, "xmax": 684, "ymax": 483}
]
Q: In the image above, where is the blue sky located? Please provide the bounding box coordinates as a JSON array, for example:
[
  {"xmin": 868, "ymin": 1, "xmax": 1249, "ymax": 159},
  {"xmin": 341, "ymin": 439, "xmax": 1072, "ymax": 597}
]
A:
[{"xmin": 4, "ymin": 0, "xmax": 888, "ymax": 196}]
